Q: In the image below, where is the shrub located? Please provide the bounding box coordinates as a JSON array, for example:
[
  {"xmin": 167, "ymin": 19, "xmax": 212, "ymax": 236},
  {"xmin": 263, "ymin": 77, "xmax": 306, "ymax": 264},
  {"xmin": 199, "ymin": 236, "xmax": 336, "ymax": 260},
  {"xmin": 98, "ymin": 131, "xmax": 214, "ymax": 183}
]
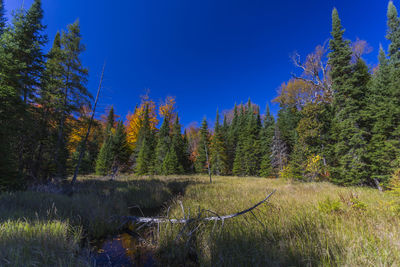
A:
[{"xmin": 317, "ymin": 197, "xmax": 342, "ymax": 213}]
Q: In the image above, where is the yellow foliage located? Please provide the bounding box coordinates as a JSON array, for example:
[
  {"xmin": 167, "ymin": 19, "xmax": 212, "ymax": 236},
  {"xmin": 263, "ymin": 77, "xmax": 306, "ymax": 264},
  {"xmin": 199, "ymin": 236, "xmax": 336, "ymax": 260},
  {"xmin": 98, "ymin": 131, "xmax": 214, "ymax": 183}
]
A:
[
  {"xmin": 125, "ymin": 95, "xmax": 158, "ymax": 149},
  {"xmin": 305, "ymin": 154, "xmax": 328, "ymax": 181}
]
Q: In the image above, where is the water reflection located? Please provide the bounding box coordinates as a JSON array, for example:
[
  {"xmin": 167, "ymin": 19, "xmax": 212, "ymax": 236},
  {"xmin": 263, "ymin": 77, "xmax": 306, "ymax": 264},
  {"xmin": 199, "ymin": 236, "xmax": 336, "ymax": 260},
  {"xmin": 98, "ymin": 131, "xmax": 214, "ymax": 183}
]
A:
[{"xmin": 95, "ymin": 232, "xmax": 155, "ymax": 267}]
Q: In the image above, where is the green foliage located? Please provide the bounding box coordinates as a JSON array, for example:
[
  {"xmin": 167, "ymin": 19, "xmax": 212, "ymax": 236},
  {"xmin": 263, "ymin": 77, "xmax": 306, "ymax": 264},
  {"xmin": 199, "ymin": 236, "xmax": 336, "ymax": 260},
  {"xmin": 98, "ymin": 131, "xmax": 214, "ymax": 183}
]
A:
[
  {"xmin": 135, "ymin": 105, "xmax": 156, "ymax": 175},
  {"xmin": 195, "ymin": 118, "xmax": 210, "ymax": 173},
  {"xmin": 210, "ymin": 110, "xmax": 229, "ymax": 175},
  {"xmin": 259, "ymin": 104, "xmax": 275, "ymax": 177},
  {"xmin": 317, "ymin": 197, "xmax": 343, "ymax": 213}
]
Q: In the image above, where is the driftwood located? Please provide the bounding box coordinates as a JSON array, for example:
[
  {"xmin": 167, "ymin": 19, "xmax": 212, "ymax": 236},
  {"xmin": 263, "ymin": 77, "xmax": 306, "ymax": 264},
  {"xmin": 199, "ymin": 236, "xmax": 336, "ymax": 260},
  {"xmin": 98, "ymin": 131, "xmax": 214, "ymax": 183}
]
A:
[{"xmin": 116, "ymin": 190, "xmax": 276, "ymax": 225}]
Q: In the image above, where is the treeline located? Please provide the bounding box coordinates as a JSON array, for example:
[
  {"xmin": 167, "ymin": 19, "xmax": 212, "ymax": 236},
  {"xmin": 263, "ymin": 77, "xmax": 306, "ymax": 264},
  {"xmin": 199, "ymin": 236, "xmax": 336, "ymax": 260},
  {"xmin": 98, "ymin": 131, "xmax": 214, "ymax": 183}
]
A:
[
  {"xmin": 0, "ymin": 0, "xmax": 91, "ymax": 190},
  {"xmin": 2, "ymin": 0, "xmax": 400, "ymax": 190}
]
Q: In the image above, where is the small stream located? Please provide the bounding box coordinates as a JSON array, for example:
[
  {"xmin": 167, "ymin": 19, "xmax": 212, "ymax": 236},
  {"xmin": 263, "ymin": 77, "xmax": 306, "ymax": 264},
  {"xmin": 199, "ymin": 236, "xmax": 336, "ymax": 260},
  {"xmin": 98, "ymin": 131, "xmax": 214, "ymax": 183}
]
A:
[{"xmin": 93, "ymin": 231, "xmax": 156, "ymax": 267}]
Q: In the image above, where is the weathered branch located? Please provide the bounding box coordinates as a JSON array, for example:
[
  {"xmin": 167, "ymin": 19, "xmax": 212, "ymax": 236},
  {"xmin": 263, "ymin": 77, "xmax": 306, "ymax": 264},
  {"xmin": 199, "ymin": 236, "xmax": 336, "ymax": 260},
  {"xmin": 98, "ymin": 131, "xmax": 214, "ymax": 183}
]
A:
[{"xmin": 116, "ymin": 190, "xmax": 276, "ymax": 224}]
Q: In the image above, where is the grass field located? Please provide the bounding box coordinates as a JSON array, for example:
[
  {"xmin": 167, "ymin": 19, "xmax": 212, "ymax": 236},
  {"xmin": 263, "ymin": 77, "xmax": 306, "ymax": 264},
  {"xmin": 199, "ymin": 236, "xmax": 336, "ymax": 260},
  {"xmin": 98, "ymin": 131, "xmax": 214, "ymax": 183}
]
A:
[{"xmin": 1, "ymin": 175, "xmax": 399, "ymax": 266}]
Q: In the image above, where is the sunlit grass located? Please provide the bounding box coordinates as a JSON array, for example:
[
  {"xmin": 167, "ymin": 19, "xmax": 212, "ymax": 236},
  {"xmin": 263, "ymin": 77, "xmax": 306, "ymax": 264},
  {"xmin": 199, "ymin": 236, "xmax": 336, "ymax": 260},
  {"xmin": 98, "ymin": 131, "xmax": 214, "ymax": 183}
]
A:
[
  {"xmin": 0, "ymin": 175, "xmax": 193, "ymax": 266},
  {"xmin": 1, "ymin": 175, "xmax": 398, "ymax": 266},
  {"xmin": 157, "ymin": 176, "xmax": 400, "ymax": 266}
]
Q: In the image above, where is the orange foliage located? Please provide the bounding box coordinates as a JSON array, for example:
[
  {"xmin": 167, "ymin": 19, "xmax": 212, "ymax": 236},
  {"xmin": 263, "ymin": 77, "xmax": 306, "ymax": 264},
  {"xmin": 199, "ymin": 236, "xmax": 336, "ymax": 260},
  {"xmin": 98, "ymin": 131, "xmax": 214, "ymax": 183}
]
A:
[
  {"xmin": 159, "ymin": 96, "xmax": 176, "ymax": 118},
  {"xmin": 125, "ymin": 94, "xmax": 158, "ymax": 149}
]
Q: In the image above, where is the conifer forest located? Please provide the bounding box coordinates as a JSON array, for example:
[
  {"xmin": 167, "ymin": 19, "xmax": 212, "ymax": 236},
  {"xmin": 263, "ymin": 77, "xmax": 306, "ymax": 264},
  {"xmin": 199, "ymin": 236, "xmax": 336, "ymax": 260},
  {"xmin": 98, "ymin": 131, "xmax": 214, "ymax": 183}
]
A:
[{"xmin": 1, "ymin": 1, "xmax": 400, "ymax": 266}]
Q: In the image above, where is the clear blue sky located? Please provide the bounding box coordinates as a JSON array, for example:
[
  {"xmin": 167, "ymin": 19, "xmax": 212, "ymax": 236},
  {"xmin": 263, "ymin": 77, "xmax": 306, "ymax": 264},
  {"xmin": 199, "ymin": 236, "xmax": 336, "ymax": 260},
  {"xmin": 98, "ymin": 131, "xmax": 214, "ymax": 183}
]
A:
[{"xmin": 5, "ymin": 0, "xmax": 389, "ymax": 127}]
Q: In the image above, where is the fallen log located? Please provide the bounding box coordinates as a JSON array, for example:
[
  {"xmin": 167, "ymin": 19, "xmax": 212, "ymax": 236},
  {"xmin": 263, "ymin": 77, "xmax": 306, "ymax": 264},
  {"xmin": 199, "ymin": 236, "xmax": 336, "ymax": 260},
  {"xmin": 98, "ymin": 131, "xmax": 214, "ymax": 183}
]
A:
[{"xmin": 115, "ymin": 190, "xmax": 276, "ymax": 225}]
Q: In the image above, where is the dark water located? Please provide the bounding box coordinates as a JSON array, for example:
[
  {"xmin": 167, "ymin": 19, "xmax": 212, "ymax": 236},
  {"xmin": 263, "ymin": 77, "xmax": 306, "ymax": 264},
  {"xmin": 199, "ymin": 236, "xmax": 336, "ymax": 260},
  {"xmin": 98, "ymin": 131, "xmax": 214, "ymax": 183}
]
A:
[{"xmin": 94, "ymin": 232, "xmax": 156, "ymax": 267}]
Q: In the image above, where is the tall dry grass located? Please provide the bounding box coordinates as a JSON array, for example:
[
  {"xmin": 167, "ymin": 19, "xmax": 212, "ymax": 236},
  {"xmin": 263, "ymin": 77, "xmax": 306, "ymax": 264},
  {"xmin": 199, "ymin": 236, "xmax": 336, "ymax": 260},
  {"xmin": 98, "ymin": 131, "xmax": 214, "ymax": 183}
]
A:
[{"xmin": 156, "ymin": 176, "xmax": 400, "ymax": 266}]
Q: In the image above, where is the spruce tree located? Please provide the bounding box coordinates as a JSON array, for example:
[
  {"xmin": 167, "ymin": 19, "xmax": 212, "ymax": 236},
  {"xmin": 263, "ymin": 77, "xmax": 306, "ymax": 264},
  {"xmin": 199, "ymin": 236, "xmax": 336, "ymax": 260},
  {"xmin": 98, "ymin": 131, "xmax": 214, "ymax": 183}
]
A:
[
  {"xmin": 154, "ymin": 115, "xmax": 171, "ymax": 174},
  {"xmin": 95, "ymin": 107, "xmax": 116, "ymax": 175},
  {"xmin": 259, "ymin": 104, "xmax": 275, "ymax": 177},
  {"xmin": 55, "ymin": 20, "xmax": 90, "ymax": 179},
  {"xmin": 329, "ymin": 8, "xmax": 371, "ymax": 185},
  {"xmin": 112, "ymin": 121, "xmax": 131, "ymax": 172},
  {"xmin": 226, "ymin": 104, "xmax": 239, "ymax": 173},
  {"xmin": 210, "ymin": 110, "xmax": 229, "ymax": 175},
  {"xmin": 163, "ymin": 115, "xmax": 185, "ymax": 174},
  {"xmin": 135, "ymin": 105, "xmax": 155, "ymax": 175},
  {"xmin": 241, "ymin": 101, "xmax": 261, "ymax": 176},
  {"xmin": 195, "ymin": 118, "xmax": 210, "ymax": 173},
  {"xmin": 0, "ymin": 0, "xmax": 6, "ymax": 36},
  {"xmin": 386, "ymin": 1, "xmax": 400, "ymax": 171},
  {"xmin": 232, "ymin": 105, "xmax": 247, "ymax": 176}
]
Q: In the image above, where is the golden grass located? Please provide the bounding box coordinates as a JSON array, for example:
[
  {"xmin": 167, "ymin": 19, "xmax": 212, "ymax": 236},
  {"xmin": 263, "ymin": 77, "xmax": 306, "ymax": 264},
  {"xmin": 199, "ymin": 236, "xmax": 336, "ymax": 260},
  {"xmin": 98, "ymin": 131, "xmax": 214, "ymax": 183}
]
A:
[
  {"xmin": 1, "ymin": 175, "xmax": 399, "ymax": 266},
  {"xmin": 156, "ymin": 176, "xmax": 400, "ymax": 266}
]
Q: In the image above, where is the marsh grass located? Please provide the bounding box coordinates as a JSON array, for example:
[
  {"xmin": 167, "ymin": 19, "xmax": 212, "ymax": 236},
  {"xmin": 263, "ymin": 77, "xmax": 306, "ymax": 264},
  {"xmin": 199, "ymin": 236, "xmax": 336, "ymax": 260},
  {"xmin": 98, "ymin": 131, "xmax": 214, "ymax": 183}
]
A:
[
  {"xmin": 1, "ymin": 175, "xmax": 399, "ymax": 266},
  {"xmin": 156, "ymin": 176, "xmax": 400, "ymax": 266},
  {"xmin": 0, "ymin": 175, "xmax": 196, "ymax": 266}
]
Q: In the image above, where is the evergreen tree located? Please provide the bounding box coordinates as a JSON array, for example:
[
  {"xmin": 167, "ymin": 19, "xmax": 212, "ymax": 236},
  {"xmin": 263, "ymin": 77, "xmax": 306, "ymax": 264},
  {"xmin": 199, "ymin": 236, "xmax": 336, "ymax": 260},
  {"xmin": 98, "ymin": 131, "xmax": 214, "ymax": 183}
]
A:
[
  {"xmin": 164, "ymin": 115, "xmax": 185, "ymax": 174},
  {"xmin": 154, "ymin": 115, "xmax": 171, "ymax": 174},
  {"xmin": 112, "ymin": 121, "xmax": 131, "ymax": 172},
  {"xmin": 232, "ymin": 105, "xmax": 247, "ymax": 176},
  {"xmin": 259, "ymin": 104, "xmax": 275, "ymax": 177},
  {"xmin": 195, "ymin": 118, "xmax": 210, "ymax": 173},
  {"xmin": 0, "ymin": 0, "xmax": 47, "ymax": 184},
  {"xmin": 55, "ymin": 20, "xmax": 90, "ymax": 179},
  {"xmin": 95, "ymin": 136, "xmax": 113, "ymax": 175},
  {"xmin": 0, "ymin": 0, "xmax": 6, "ymax": 36},
  {"xmin": 95, "ymin": 108, "xmax": 116, "ymax": 175},
  {"xmin": 367, "ymin": 47, "xmax": 396, "ymax": 182},
  {"xmin": 386, "ymin": 1, "xmax": 400, "ymax": 171},
  {"xmin": 182, "ymin": 129, "xmax": 192, "ymax": 172},
  {"xmin": 276, "ymin": 104, "xmax": 300, "ymax": 157},
  {"xmin": 135, "ymin": 105, "xmax": 155, "ymax": 175},
  {"xmin": 387, "ymin": 1, "xmax": 400, "ymax": 64},
  {"xmin": 241, "ymin": 102, "xmax": 262, "ymax": 176},
  {"xmin": 329, "ymin": 8, "xmax": 371, "ymax": 185},
  {"xmin": 210, "ymin": 109, "xmax": 229, "ymax": 175},
  {"xmin": 226, "ymin": 104, "xmax": 239, "ymax": 173}
]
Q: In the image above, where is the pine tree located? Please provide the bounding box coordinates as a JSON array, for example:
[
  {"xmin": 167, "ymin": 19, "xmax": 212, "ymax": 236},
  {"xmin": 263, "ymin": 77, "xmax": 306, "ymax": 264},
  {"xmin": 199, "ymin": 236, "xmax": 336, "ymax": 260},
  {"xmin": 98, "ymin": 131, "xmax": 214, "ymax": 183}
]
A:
[
  {"xmin": 154, "ymin": 115, "xmax": 171, "ymax": 174},
  {"xmin": 367, "ymin": 47, "xmax": 396, "ymax": 182},
  {"xmin": 232, "ymin": 105, "xmax": 247, "ymax": 176},
  {"xmin": 241, "ymin": 101, "xmax": 261, "ymax": 176},
  {"xmin": 210, "ymin": 109, "xmax": 229, "ymax": 175},
  {"xmin": 95, "ymin": 108, "xmax": 116, "ymax": 175},
  {"xmin": 135, "ymin": 105, "xmax": 155, "ymax": 175},
  {"xmin": 259, "ymin": 104, "xmax": 275, "ymax": 177},
  {"xmin": 182, "ymin": 129, "xmax": 191, "ymax": 172},
  {"xmin": 329, "ymin": 8, "xmax": 371, "ymax": 185},
  {"xmin": 387, "ymin": 1, "xmax": 400, "ymax": 65},
  {"xmin": 95, "ymin": 136, "xmax": 113, "ymax": 175},
  {"xmin": 164, "ymin": 115, "xmax": 185, "ymax": 174},
  {"xmin": 195, "ymin": 118, "xmax": 210, "ymax": 173},
  {"xmin": 112, "ymin": 121, "xmax": 131, "ymax": 172},
  {"xmin": 226, "ymin": 104, "xmax": 239, "ymax": 173},
  {"xmin": 0, "ymin": 0, "xmax": 6, "ymax": 36},
  {"xmin": 55, "ymin": 20, "xmax": 90, "ymax": 179},
  {"xmin": 386, "ymin": 1, "xmax": 400, "ymax": 171}
]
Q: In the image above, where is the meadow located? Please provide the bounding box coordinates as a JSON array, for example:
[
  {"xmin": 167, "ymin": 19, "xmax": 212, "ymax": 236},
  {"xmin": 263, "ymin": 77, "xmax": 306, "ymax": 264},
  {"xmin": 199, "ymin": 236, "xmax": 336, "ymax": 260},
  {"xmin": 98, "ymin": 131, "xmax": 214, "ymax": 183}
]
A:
[{"xmin": 1, "ymin": 175, "xmax": 399, "ymax": 266}]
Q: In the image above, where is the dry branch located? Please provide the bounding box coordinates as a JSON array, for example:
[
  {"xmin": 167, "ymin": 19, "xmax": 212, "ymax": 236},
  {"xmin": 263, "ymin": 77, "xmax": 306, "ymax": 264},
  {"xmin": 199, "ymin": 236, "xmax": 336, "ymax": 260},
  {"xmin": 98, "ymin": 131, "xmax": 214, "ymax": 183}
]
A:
[{"xmin": 116, "ymin": 190, "xmax": 276, "ymax": 225}]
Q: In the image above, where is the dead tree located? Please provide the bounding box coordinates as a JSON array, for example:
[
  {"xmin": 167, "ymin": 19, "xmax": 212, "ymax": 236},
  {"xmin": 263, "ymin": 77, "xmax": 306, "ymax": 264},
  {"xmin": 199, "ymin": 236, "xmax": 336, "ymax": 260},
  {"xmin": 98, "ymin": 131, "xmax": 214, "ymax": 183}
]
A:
[
  {"xmin": 115, "ymin": 190, "xmax": 276, "ymax": 225},
  {"xmin": 70, "ymin": 63, "xmax": 105, "ymax": 189}
]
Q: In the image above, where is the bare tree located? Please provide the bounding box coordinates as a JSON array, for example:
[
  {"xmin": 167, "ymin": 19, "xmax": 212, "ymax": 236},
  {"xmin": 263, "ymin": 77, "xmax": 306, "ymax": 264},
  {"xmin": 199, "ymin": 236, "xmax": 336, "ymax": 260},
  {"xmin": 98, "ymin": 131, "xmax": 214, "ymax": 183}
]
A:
[
  {"xmin": 271, "ymin": 126, "xmax": 288, "ymax": 173},
  {"xmin": 70, "ymin": 63, "xmax": 105, "ymax": 190}
]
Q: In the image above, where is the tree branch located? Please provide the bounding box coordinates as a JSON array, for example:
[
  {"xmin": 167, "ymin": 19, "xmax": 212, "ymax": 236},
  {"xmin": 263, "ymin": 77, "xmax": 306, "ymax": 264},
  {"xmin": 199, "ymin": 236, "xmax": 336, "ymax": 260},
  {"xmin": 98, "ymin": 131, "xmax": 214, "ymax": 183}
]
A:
[{"xmin": 115, "ymin": 190, "xmax": 276, "ymax": 224}]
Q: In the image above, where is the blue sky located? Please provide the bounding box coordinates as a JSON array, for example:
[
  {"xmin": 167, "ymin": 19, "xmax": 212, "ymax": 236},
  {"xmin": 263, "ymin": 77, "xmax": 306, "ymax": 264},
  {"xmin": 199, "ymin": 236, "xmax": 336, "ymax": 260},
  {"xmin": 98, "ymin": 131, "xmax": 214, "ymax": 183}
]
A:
[{"xmin": 5, "ymin": 0, "xmax": 389, "ymax": 127}]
